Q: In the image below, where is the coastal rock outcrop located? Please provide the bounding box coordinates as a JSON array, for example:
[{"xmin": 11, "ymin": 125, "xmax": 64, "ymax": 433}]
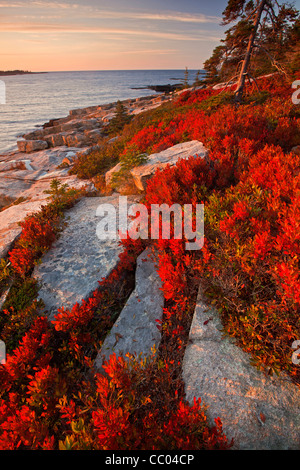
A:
[
  {"xmin": 33, "ymin": 194, "xmax": 141, "ymax": 319},
  {"xmin": 16, "ymin": 94, "xmax": 172, "ymax": 154},
  {"xmin": 0, "ymin": 146, "xmax": 93, "ymax": 258},
  {"xmin": 106, "ymin": 140, "xmax": 209, "ymax": 192},
  {"xmin": 182, "ymin": 287, "xmax": 300, "ymax": 450},
  {"xmin": 0, "ymin": 94, "xmax": 174, "ymax": 264},
  {"xmin": 17, "ymin": 139, "xmax": 48, "ymax": 153}
]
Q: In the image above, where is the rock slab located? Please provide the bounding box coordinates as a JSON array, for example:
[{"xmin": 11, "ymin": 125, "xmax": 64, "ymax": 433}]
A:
[
  {"xmin": 0, "ymin": 198, "xmax": 49, "ymax": 259},
  {"xmin": 34, "ymin": 194, "xmax": 140, "ymax": 318},
  {"xmin": 0, "ymin": 146, "xmax": 93, "ymax": 259},
  {"xmin": 95, "ymin": 248, "xmax": 164, "ymax": 368},
  {"xmin": 130, "ymin": 140, "xmax": 208, "ymax": 191},
  {"xmin": 182, "ymin": 288, "xmax": 300, "ymax": 450}
]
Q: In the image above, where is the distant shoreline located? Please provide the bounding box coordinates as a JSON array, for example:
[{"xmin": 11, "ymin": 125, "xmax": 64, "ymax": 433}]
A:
[{"xmin": 0, "ymin": 70, "xmax": 48, "ymax": 76}]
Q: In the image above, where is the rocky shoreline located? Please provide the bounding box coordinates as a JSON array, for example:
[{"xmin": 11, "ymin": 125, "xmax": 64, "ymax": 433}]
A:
[
  {"xmin": 15, "ymin": 93, "xmax": 171, "ymax": 154},
  {"xmin": 0, "ymin": 90, "xmax": 177, "ymax": 258},
  {"xmin": 1, "ymin": 83, "xmax": 299, "ymax": 450}
]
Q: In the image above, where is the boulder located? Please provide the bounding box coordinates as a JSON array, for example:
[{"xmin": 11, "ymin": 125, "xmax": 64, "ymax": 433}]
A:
[
  {"xmin": 59, "ymin": 121, "xmax": 82, "ymax": 133},
  {"xmin": 130, "ymin": 140, "xmax": 208, "ymax": 191},
  {"xmin": 28, "ymin": 140, "xmax": 48, "ymax": 152},
  {"xmin": 94, "ymin": 248, "xmax": 164, "ymax": 369},
  {"xmin": 79, "ymin": 118, "xmax": 100, "ymax": 130},
  {"xmin": 17, "ymin": 140, "xmax": 48, "ymax": 153},
  {"xmin": 22, "ymin": 129, "xmax": 46, "ymax": 141},
  {"xmin": 44, "ymin": 133, "xmax": 65, "ymax": 148},
  {"xmin": 17, "ymin": 140, "xmax": 27, "ymax": 152},
  {"xmin": 43, "ymin": 118, "xmax": 60, "ymax": 129},
  {"xmin": 69, "ymin": 105, "xmax": 100, "ymax": 117},
  {"xmin": 182, "ymin": 287, "xmax": 300, "ymax": 450},
  {"xmin": 61, "ymin": 151, "xmax": 77, "ymax": 166},
  {"xmin": 64, "ymin": 133, "xmax": 88, "ymax": 148}
]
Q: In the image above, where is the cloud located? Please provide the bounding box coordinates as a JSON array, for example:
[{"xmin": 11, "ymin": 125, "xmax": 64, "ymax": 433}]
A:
[
  {"xmin": 0, "ymin": 1, "xmax": 221, "ymax": 24},
  {"xmin": 80, "ymin": 10, "xmax": 222, "ymax": 24},
  {"xmin": 0, "ymin": 22, "xmax": 221, "ymax": 42},
  {"xmin": 121, "ymin": 49, "xmax": 178, "ymax": 55},
  {"xmin": 0, "ymin": 1, "xmax": 75, "ymax": 7}
]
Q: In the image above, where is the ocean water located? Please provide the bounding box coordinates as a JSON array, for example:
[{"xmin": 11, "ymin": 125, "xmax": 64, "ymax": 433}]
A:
[{"xmin": 0, "ymin": 69, "xmax": 203, "ymax": 155}]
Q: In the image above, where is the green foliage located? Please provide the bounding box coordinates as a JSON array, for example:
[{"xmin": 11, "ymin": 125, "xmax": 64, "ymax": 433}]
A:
[
  {"xmin": 1, "ymin": 278, "xmax": 39, "ymax": 314},
  {"xmin": 244, "ymin": 89, "xmax": 271, "ymax": 104},
  {"xmin": 198, "ymin": 91, "xmax": 235, "ymax": 111},
  {"xmin": 69, "ymin": 141, "xmax": 123, "ymax": 180},
  {"xmin": 44, "ymin": 179, "xmax": 84, "ymax": 213},
  {"xmin": 110, "ymin": 148, "xmax": 148, "ymax": 189},
  {"xmin": 204, "ymin": 0, "xmax": 300, "ymax": 82},
  {"xmin": 0, "ymin": 259, "xmax": 11, "ymax": 283},
  {"xmin": 181, "ymin": 66, "xmax": 189, "ymax": 89}
]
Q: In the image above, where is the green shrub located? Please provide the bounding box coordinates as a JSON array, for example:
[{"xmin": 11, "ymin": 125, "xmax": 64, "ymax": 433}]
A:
[
  {"xmin": 69, "ymin": 141, "xmax": 124, "ymax": 180},
  {"xmin": 105, "ymin": 100, "xmax": 132, "ymax": 135}
]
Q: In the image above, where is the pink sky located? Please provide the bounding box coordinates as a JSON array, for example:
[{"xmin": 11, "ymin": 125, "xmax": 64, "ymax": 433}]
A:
[{"xmin": 0, "ymin": 0, "xmax": 227, "ymax": 71}]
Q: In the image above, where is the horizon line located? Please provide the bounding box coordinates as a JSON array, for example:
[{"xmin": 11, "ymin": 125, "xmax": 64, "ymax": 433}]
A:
[{"xmin": 2, "ymin": 68, "xmax": 206, "ymax": 74}]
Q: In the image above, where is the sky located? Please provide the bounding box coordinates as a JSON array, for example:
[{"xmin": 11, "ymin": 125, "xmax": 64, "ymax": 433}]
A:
[{"xmin": 0, "ymin": 0, "xmax": 299, "ymax": 72}]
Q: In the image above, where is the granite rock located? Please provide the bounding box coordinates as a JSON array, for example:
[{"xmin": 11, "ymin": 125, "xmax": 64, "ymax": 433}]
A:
[
  {"xmin": 0, "ymin": 147, "xmax": 93, "ymax": 258},
  {"xmin": 95, "ymin": 247, "xmax": 164, "ymax": 369},
  {"xmin": 130, "ymin": 140, "xmax": 208, "ymax": 191},
  {"xmin": 182, "ymin": 287, "xmax": 300, "ymax": 450},
  {"xmin": 0, "ymin": 198, "xmax": 49, "ymax": 258},
  {"xmin": 17, "ymin": 139, "xmax": 48, "ymax": 153},
  {"xmin": 33, "ymin": 194, "xmax": 141, "ymax": 318}
]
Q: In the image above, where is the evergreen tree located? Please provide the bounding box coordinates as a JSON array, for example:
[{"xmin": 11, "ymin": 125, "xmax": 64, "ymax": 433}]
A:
[
  {"xmin": 204, "ymin": 0, "xmax": 299, "ymax": 100},
  {"xmin": 193, "ymin": 70, "xmax": 202, "ymax": 86},
  {"xmin": 182, "ymin": 67, "xmax": 189, "ymax": 88},
  {"xmin": 107, "ymin": 100, "xmax": 132, "ymax": 135}
]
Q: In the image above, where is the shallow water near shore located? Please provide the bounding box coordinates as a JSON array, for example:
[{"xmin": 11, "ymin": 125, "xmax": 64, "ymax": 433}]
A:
[{"xmin": 0, "ymin": 69, "xmax": 203, "ymax": 154}]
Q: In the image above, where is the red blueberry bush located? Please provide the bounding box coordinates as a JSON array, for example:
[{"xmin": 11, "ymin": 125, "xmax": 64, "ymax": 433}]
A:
[{"xmin": 0, "ymin": 72, "xmax": 299, "ymax": 449}]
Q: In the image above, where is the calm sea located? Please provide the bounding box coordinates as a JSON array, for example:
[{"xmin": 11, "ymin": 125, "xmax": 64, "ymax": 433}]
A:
[{"xmin": 0, "ymin": 69, "xmax": 203, "ymax": 154}]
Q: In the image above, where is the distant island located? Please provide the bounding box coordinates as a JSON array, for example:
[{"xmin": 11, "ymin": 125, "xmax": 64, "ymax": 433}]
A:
[{"xmin": 0, "ymin": 70, "xmax": 47, "ymax": 76}]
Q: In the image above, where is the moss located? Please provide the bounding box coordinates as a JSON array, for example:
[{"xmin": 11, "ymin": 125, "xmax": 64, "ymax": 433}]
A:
[
  {"xmin": 198, "ymin": 92, "xmax": 235, "ymax": 111},
  {"xmin": 1, "ymin": 278, "xmax": 39, "ymax": 313}
]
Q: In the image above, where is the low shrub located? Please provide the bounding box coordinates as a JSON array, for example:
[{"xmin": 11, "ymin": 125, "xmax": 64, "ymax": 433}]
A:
[{"xmin": 0, "ymin": 71, "xmax": 299, "ymax": 450}]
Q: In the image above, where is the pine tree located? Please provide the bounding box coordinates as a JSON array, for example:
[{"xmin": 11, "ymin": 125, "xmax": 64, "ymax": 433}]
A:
[
  {"xmin": 193, "ymin": 70, "xmax": 202, "ymax": 86},
  {"xmin": 107, "ymin": 100, "xmax": 132, "ymax": 135},
  {"xmin": 233, "ymin": 0, "xmax": 268, "ymax": 102},
  {"xmin": 182, "ymin": 67, "xmax": 189, "ymax": 88},
  {"xmin": 204, "ymin": 0, "xmax": 299, "ymax": 101}
]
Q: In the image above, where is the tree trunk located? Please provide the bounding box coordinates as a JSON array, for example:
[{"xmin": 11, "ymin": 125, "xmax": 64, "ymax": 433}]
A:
[{"xmin": 235, "ymin": 0, "xmax": 268, "ymax": 103}]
